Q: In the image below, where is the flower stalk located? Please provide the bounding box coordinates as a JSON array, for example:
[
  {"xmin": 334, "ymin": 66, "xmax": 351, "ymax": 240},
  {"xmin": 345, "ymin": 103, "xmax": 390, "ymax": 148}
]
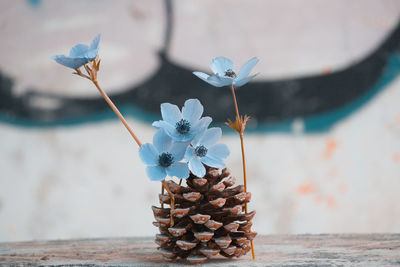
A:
[
  {"xmin": 230, "ymin": 84, "xmax": 240, "ymax": 122},
  {"xmin": 74, "ymin": 59, "xmax": 175, "ymax": 226},
  {"xmin": 75, "ymin": 59, "xmax": 142, "ymax": 147},
  {"xmin": 161, "ymin": 184, "xmax": 165, "ymax": 209},
  {"xmin": 162, "ymin": 180, "xmax": 175, "ymax": 227},
  {"xmin": 227, "ymin": 83, "xmax": 255, "ymax": 260}
]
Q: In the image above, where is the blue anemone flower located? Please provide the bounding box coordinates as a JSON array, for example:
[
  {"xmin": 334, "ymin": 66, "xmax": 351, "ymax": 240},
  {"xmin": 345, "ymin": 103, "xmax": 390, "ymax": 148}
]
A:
[
  {"xmin": 139, "ymin": 129, "xmax": 190, "ymax": 181},
  {"xmin": 184, "ymin": 127, "xmax": 230, "ymax": 178},
  {"xmin": 193, "ymin": 56, "xmax": 259, "ymax": 88},
  {"xmin": 153, "ymin": 99, "xmax": 212, "ymax": 142},
  {"xmin": 52, "ymin": 34, "xmax": 101, "ymax": 69}
]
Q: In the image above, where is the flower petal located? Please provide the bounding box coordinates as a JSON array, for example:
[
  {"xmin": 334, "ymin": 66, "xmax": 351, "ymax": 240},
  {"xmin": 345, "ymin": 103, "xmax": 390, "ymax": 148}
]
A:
[
  {"xmin": 201, "ymin": 155, "xmax": 226, "ymax": 169},
  {"xmin": 192, "ymin": 116, "xmax": 212, "ymax": 135},
  {"xmin": 160, "ymin": 103, "xmax": 182, "ymax": 125},
  {"xmin": 152, "ymin": 120, "xmax": 179, "ymax": 140},
  {"xmin": 182, "ymin": 99, "xmax": 203, "ymax": 125},
  {"xmin": 211, "ymin": 57, "xmax": 234, "ymax": 76},
  {"xmin": 179, "ymin": 133, "xmax": 195, "ymax": 142},
  {"xmin": 191, "ymin": 128, "xmax": 205, "ymax": 146},
  {"xmin": 189, "ymin": 157, "xmax": 206, "ymax": 178},
  {"xmin": 233, "ymin": 73, "xmax": 258, "ymax": 87},
  {"xmin": 166, "ymin": 162, "xmax": 190, "ymax": 179},
  {"xmin": 207, "ymin": 75, "xmax": 233, "ymax": 87},
  {"xmin": 193, "ymin": 72, "xmax": 224, "ymax": 87},
  {"xmin": 146, "ymin": 166, "xmax": 167, "ymax": 181},
  {"xmin": 138, "ymin": 143, "xmax": 159, "ymax": 165},
  {"xmin": 90, "ymin": 34, "xmax": 101, "ymax": 50},
  {"xmin": 207, "ymin": 143, "xmax": 230, "ymax": 159},
  {"xmin": 192, "ymin": 71, "xmax": 209, "ymax": 80},
  {"xmin": 69, "ymin": 44, "xmax": 89, "ymax": 57},
  {"xmin": 85, "ymin": 48, "xmax": 99, "ymax": 61},
  {"xmin": 170, "ymin": 141, "xmax": 190, "ymax": 161},
  {"xmin": 184, "ymin": 146, "xmax": 195, "ymax": 162},
  {"xmin": 52, "ymin": 55, "xmax": 88, "ymax": 69},
  {"xmin": 236, "ymin": 57, "xmax": 259, "ymax": 81},
  {"xmin": 153, "ymin": 129, "xmax": 173, "ymax": 153},
  {"xmin": 199, "ymin": 127, "xmax": 222, "ymax": 147}
]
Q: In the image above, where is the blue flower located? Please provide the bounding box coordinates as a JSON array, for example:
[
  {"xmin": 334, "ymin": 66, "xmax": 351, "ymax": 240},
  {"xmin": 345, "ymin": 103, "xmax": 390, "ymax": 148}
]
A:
[
  {"xmin": 52, "ymin": 34, "xmax": 101, "ymax": 69},
  {"xmin": 153, "ymin": 99, "xmax": 212, "ymax": 142},
  {"xmin": 184, "ymin": 127, "xmax": 230, "ymax": 178},
  {"xmin": 193, "ymin": 56, "xmax": 259, "ymax": 88},
  {"xmin": 139, "ymin": 129, "xmax": 190, "ymax": 181}
]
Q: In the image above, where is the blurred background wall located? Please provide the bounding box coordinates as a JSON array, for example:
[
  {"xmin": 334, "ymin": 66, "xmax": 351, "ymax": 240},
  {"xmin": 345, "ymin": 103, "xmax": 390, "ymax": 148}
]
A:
[{"xmin": 0, "ymin": 0, "xmax": 400, "ymax": 242}]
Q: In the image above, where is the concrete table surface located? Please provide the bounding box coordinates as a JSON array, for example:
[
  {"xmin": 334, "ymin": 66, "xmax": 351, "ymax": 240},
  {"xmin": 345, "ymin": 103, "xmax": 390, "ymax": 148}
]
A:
[{"xmin": 0, "ymin": 234, "xmax": 399, "ymax": 266}]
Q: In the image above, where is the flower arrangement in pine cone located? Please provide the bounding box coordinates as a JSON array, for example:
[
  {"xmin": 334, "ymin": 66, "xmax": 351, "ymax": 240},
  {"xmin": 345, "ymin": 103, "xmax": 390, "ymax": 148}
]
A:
[{"xmin": 52, "ymin": 34, "xmax": 259, "ymax": 264}]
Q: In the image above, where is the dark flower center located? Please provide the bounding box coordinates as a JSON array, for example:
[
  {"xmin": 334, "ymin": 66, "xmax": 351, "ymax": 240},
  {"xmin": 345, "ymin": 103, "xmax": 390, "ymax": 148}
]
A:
[
  {"xmin": 175, "ymin": 119, "xmax": 191, "ymax": 135},
  {"xmin": 158, "ymin": 152, "xmax": 174, "ymax": 167},
  {"xmin": 224, "ymin": 69, "xmax": 236, "ymax": 78},
  {"xmin": 195, "ymin": 145, "xmax": 208, "ymax": 157}
]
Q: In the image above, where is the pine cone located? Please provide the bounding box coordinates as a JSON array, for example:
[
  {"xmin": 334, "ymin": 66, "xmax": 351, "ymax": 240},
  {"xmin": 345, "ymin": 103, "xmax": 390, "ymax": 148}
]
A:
[{"xmin": 152, "ymin": 167, "xmax": 257, "ymax": 264}]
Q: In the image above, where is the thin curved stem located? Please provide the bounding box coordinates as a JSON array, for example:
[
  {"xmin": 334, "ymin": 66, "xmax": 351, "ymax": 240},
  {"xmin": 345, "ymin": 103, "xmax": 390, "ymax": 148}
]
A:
[
  {"xmin": 230, "ymin": 84, "xmax": 240, "ymax": 119},
  {"xmin": 91, "ymin": 78, "xmax": 172, "ymax": 223},
  {"xmin": 161, "ymin": 180, "xmax": 175, "ymax": 227},
  {"xmin": 239, "ymin": 133, "xmax": 248, "ymax": 211},
  {"xmin": 92, "ymin": 80, "xmax": 142, "ymax": 147},
  {"xmin": 161, "ymin": 184, "xmax": 165, "ymax": 209},
  {"xmin": 230, "ymin": 84, "xmax": 255, "ymax": 260},
  {"xmin": 76, "ymin": 62, "xmax": 170, "ymax": 230},
  {"xmin": 240, "ymin": 132, "xmax": 255, "ymax": 259}
]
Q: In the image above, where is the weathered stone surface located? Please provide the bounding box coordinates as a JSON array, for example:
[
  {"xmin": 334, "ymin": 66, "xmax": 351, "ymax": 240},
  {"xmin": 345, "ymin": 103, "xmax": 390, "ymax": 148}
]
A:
[{"xmin": 0, "ymin": 234, "xmax": 399, "ymax": 266}]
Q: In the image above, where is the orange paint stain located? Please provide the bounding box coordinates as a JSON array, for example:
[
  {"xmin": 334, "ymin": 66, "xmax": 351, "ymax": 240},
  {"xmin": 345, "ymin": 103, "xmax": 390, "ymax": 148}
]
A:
[
  {"xmin": 393, "ymin": 153, "xmax": 400, "ymax": 163},
  {"xmin": 322, "ymin": 66, "xmax": 332, "ymax": 75},
  {"xmin": 326, "ymin": 195, "xmax": 336, "ymax": 208},
  {"xmin": 324, "ymin": 138, "xmax": 338, "ymax": 159},
  {"xmin": 337, "ymin": 183, "xmax": 348, "ymax": 194},
  {"xmin": 296, "ymin": 183, "xmax": 316, "ymax": 195}
]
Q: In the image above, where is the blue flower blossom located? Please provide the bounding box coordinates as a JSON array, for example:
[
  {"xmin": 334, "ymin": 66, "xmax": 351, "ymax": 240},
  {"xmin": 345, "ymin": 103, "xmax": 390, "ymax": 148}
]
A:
[
  {"xmin": 139, "ymin": 129, "xmax": 190, "ymax": 181},
  {"xmin": 52, "ymin": 34, "xmax": 101, "ymax": 69},
  {"xmin": 184, "ymin": 127, "xmax": 230, "ymax": 178},
  {"xmin": 193, "ymin": 56, "xmax": 259, "ymax": 88},
  {"xmin": 153, "ymin": 99, "xmax": 212, "ymax": 142}
]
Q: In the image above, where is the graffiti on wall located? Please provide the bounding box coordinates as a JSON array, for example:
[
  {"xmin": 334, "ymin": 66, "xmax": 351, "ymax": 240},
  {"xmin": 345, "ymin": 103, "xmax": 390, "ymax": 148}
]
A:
[{"xmin": 0, "ymin": 0, "xmax": 399, "ymax": 132}]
